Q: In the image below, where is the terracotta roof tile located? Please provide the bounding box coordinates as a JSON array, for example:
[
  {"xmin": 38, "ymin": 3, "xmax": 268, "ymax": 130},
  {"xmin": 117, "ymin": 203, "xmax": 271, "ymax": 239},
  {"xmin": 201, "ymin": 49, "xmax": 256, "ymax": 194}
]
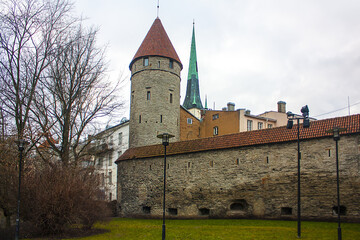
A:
[
  {"xmin": 116, "ymin": 114, "xmax": 360, "ymax": 162},
  {"xmin": 130, "ymin": 18, "xmax": 182, "ymax": 69}
]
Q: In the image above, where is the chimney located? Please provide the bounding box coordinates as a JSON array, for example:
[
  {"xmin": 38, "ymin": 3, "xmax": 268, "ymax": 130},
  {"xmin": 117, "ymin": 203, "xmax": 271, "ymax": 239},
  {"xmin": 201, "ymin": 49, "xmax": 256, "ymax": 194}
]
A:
[
  {"xmin": 227, "ymin": 102, "xmax": 235, "ymax": 111},
  {"xmin": 277, "ymin": 101, "xmax": 286, "ymax": 113}
]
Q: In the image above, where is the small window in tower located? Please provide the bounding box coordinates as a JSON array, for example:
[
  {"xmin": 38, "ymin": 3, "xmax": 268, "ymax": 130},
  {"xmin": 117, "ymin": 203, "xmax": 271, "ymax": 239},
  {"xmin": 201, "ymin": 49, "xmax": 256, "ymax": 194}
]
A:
[
  {"xmin": 170, "ymin": 93, "xmax": 173, "ymax": 103},
  {"xmin": 213, "ymin": 126, "xmax": 218, "ymax": 136},
  {"xmin": 169, "ymin": 59, "xmax": 174, "ymax": 69},
  {"xmin": 143, "ymin": 57, "xmax": 149, "ymax": 66},
  {"xmin": 158, "ymin": 61, "xmax": 160, "ymax": 68},
  {"xmin": 139, "ymin": 115, "xmax": 141, "ymax": 123},
  {"xmin": 160, "ymin": 115, "xmax": 163, "ymax": 123},
  {"xmin": 187, "ymin": 118, "xmax": 193, "ymax": 124},
  {"xmin": 147, "ymin": 91, "xmax": 151, "ymax": 100}
]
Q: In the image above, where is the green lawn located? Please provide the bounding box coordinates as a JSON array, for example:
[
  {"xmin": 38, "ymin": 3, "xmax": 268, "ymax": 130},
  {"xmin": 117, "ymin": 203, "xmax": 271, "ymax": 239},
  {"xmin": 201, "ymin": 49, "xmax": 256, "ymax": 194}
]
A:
[{"xmin": 71, "ymin": 218, "xmax": 360, "ymax": 240}]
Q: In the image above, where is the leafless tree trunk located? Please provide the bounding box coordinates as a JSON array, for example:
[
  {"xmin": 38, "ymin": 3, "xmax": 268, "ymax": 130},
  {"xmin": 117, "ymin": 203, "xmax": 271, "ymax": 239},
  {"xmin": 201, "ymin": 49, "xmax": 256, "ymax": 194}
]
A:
[{"xmin": 32, "ymin": 25, "xmax": 123, "ymax": 165}]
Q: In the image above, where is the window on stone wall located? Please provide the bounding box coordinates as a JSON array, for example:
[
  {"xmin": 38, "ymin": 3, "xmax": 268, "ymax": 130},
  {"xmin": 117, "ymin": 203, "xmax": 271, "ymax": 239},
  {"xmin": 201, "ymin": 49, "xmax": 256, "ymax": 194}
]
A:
[
  {"xmin": 187, "ymin": 118, "xmax": 193, "ymax": 124},
  {"xmin": 160, "ymin": 115, "xmax": 163, "ymax": 123},
  {"xmin": 147, "ymin": 91, "xmax": 151, "ymax": 100},
  {"xmin": 170, "ymin": 93, "xmax": 173, "ymax": 103},
  {"xmin": 266, "ymin": 156, "xmax": 269, "ymax": 164},
  {"xmin": 230, "ymin": 200, "xmax": 248, "ymax": 211},
  {"xmin": 212, "ymin": 114, "xmax": 219, "ymax": 120},
  {"xmin": 158, "ymin": 61, "xmax": 160, "ymax": 68},
  {"xmin": 139, "ymin": 115, "xmax": 141, "ymax": 123},
  {"xmin": 143, "ymin": 206, "xmax": 151, "ymax": 214},
  {"xmin": 199, "ymin": 208, "xmax": 210, "ymax": 216},
  {"xmin": 169, "ymin": 59, "xmax": 174, "ymax": 69},
  {"xmin": 281, "ymin": 207, "xmax": 292, "ymax": 215},
  {"xmin": 332, "ymin": 206, "xmax": 347, "ymax": 215},
  {"xmin": 236, "ymin": 158, "xmax": 240, "ymax": 165},
  {"xmin": 168, "ymin": 208, "xmax": 178, "ymax": 215},
  {"xmin": 209, "ymin": 160, "xmax": 214, "ymax": 167},
  {"xmin": 143, "ymin": 57, "xmax": 149, "ymax": 66},
  {"xmin": 258, "ymin": 122, "xmax": 263, "ymax": 130}
]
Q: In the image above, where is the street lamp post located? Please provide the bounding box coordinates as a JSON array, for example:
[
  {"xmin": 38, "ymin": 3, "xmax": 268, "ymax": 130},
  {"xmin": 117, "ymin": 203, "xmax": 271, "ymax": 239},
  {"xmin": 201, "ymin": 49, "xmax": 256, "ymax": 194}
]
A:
[
  {"xmin": 14, "ymin": 139, "xmax": 29, "ymax": 240},
  {"xmin": 326, "ymin": 127, "xmax": 346, "ymax": 240},
  {"xmin": 157, "ymin": 133, "xmax": 174, "ymax": 240},
  {"xmin": 287, "ymin": 105, "xmax": 310, "ymax": 238}
]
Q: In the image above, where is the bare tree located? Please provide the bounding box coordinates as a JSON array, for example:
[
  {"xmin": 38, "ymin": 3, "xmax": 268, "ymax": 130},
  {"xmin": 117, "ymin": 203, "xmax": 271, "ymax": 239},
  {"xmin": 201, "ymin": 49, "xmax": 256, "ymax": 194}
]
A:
[
  {"xmin": 32, "ymin": 25, "xmax": 123, "ymax": 165},
  {"xmin": 0, "ymin": 0, "xmax": 74, "ymax": 139}
]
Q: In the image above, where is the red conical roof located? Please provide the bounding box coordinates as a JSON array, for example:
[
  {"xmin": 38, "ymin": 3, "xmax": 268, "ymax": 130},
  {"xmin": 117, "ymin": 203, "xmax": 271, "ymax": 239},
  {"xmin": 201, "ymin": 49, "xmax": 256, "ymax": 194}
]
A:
[{"xmin": 130, "ymin": 18, "xmax": 182, "ymax": 70}]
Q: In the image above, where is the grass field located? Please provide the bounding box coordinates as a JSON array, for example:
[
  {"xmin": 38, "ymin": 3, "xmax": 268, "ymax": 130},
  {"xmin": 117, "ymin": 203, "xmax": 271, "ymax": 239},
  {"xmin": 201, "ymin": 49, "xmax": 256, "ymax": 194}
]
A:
[{"xmin": 70, "ymin": 218, "xmax": 360, "ymax": 240}]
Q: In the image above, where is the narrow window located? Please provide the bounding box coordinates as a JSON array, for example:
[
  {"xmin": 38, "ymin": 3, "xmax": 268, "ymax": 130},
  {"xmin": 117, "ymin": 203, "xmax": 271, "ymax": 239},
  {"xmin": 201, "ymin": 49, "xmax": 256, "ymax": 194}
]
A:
[
  {"xmin": 328, "ymin": 149, "xmax": 331, "ymax": 157},
  {"xmin": 158, "ymin": 61, "xmax": 161, "ymax": 68},
  {"xmin": 236, "ymin": 158, "xmax": 240, "ymax": 165},
  {"xmin": 258, "ymin": 122, "xmax": 263, "ymax": 130},
  {"xmin": 108, "ymin": 153, "xmax": 112, "ymax": 166},
  {"xmin": 247, "ymin": 120, "xmax": 253, "ymax": 131},
  {"xmin": 187, "ymin": 118, "xmax": 193, "ymax": 124},
  {"xmin": 267, "ymin": 124, "xmax": 273, "ymax": 128},
  {"xmin": 209, "ymin": 160, "xmax": 214, "ymax": 167},
  {"xmin": 139, "ymin": 115, "xmax": 141, "ymax": 123},
  {"xmin": 118, "ymin": 132, "xmax": 123, "ymax": 145},
  {"xmin": 170, "ymin": 93, "xmax": 173, "ymax": 103},
  {"xmin": 169, "ymin": 59, "xmax": 174, "ymax": 69},
  {"xmin": 109, "ymin": 192, "xmax": 112, "ymax": 201},
  {"xmin": 131, "ymin": 94, "xmax": 134, "ymax": 103},
  {"xmin": 160, "ymin": 115, "xmax": 163, "ymax": 123},
  {"xmin": 143, "ymin": 57, "xmax": 149, "ymax": 66},
  {"xmin": 188, "ymin": 162, "xmax": 191, "ymax": 168},
  {"xmin": 213, "ymin": 126, "xmax": 218, "ymax": 136},
  {"xmin": 266, "ymin": 156, "xmax": 269, "ymax": 164},
  {"xmin": 147, "ymin": 91, "xmax": 151, "ymax": 100},
  {"xmin": 212, "ymin": 114, "xmax": 219, "ymax": 120},
  {"xmin": 108, "ymin": 172, "xmax": 112, "ymax": 184}
]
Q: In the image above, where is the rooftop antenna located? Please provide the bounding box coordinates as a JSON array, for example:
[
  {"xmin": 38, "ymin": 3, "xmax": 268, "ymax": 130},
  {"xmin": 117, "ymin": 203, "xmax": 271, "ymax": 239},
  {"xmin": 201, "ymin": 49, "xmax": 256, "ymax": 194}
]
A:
[{"xmin": 157, "ymin": 0, "xmax": 160, "ymax": 18}]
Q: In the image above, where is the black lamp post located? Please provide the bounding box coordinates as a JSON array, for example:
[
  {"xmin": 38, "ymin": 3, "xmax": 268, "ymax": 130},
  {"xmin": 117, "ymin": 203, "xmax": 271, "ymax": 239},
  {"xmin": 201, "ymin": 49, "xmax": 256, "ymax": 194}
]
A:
[
  {"xmin": 157, "ymin": 133, "xmax": 174, "ymax": 240},
  {"xmin": 14, "ymin": 139, "xmax": 29, "ymax": 240},
  {"xmin": 326, "ymin": 127, "xmax": 346, "ymax": 240},
  {"xmin": 287, "ymin": 105, "xmax": 310, "ymax": 238}
]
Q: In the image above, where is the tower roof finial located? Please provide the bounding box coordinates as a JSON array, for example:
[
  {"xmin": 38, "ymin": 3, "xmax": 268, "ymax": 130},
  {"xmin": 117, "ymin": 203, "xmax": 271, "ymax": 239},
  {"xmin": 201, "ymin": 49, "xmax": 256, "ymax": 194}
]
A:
[{"xmin": 157, "ymin": 0, "xmax": 160, "ymax": 18}]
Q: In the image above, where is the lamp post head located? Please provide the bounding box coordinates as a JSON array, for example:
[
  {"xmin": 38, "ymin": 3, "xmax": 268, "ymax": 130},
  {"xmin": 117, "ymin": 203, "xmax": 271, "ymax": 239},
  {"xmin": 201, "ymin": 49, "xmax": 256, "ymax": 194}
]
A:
[
  {"xmin": 326, "ymin": 127, "xmax": 347, "ymax": 141},
  {"xmin": 157, "ymin": 133, "xmax": 175, "ymax": 146},
  {"xmin": 15, "ymin": 139, "xmax": 29, "ymax": 151},
  {"xmin": 301, "ymin": 105, "xmax": 309, "ymax": 118}
]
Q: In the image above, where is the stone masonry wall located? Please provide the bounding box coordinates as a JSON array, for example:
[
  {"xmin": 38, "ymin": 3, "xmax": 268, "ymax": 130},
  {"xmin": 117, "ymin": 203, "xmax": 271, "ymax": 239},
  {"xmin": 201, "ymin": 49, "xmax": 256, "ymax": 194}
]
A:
[{"xmin": 117, "ymin": 134, "xmax": 360, "ymax": 221}]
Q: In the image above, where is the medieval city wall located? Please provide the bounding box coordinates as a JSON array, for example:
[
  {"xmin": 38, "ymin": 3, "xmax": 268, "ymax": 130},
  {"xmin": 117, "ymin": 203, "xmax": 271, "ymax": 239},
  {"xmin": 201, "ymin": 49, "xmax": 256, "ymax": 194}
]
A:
[{"xmin": 117, "ymin": 134, "xmax": 360, "ymax": 221}]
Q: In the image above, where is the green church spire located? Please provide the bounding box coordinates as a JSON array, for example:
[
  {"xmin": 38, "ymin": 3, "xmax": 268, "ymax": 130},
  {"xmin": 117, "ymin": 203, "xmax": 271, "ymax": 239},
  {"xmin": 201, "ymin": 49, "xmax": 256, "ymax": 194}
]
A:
[{"xmin": 183, "ymin": 22, "xmax": 203, "ymax": 110}]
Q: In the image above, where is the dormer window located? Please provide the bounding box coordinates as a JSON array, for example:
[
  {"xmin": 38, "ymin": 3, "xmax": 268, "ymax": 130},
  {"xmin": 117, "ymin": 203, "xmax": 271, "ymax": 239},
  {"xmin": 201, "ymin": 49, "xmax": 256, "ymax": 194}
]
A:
[
  {"xmin": 169, "ymin": 59, "xmax": 174, "ymax": 69},
  {"xmin": 143, "ymin": 57, "xmax": 149, "ymax": 66}
]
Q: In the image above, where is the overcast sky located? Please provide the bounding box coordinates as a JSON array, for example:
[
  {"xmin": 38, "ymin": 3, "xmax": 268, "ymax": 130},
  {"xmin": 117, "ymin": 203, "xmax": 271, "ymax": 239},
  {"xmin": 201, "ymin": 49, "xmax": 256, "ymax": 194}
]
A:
[{"xmin": 74, "ymin": 0, "xmax": 360, "ymax": 120}]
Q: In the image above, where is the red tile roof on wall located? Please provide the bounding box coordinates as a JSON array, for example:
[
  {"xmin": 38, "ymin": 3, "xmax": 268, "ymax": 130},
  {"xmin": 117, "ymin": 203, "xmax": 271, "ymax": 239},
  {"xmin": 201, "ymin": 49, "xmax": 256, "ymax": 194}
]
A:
[
  {"xmin": 116, "ymin": 114, "xmax": 360, "ymax": 163},
  {"xmin": 129, "ymin": 18, "xmax": 182, "ymax": 70}
]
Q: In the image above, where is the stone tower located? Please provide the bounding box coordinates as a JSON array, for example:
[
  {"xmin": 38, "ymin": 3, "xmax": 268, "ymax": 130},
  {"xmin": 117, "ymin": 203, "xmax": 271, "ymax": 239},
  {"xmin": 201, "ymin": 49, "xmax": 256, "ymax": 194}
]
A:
[
  {"xmin": 129, "ymin": 18, "xmax": 182, "ymax": 148},
  {"xmin": 182, "ymin": 22, "xmax": 203, "ymax": 119}
]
